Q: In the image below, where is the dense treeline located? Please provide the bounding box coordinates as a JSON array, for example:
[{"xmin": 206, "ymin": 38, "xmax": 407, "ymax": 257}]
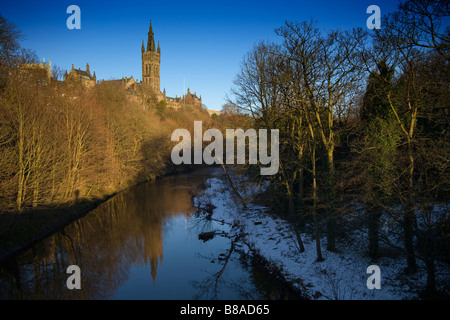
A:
[
  {"xmin": 0, "ymin": 14, "xmax": 213, "ymax": 213},
  {"xmin": 229, "ymin": 0, "xmax": 449, "ymax": 296}
]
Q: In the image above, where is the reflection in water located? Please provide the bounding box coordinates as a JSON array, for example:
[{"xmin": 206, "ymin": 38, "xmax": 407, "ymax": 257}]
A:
[
  {"xmin": 0, "ymin": 168, "xmax": 206, "ymax": 300},
  {"xmin": 0, "ymin": 167, "xmax": 302, "ymax": 300}
]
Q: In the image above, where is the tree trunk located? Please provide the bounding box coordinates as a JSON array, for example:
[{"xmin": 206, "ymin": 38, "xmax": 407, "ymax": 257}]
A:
[
  {"xmin": 16, "ymin": 102, "xmax": 25, "ymax": 211},
  {"xmin": 312, "ymin": 144, "xmax": 323, "ymax": 261},
  {"xmin": 296, "ymin": 168, "xmax": 304, "ymax": 218},
  {"xmin": 404, "ymin": 142, "xmax": 417, "ymax": 273},
  {"xmin": 220, "ymin": 163, "xmax": 246, "ymax": 209},
  {"xmin": 288, "ymin": 179, "xmax": 305, "ymax": 253},
  {"xmin": 326, "ymin": 147, "xmax": 336, "ymax": 252}
]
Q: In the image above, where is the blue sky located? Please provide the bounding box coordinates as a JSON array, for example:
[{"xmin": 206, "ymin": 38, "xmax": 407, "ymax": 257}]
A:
[{"xmin": 1, "ymin": 0, "xmax": 399, "ymax": 110}]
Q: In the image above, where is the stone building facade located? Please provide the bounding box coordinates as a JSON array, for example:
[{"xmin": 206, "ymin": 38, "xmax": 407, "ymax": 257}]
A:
[
  {"xmin": 19, "ymin": 58, "xmax": 52, "ymax": 85},
  {"xmin": 100, "ymin": 76, "xmax": 135, "ymax": 89},
  {"xmin": 65, "ymin": 63, "xmax": 96, "ymax": 87}
]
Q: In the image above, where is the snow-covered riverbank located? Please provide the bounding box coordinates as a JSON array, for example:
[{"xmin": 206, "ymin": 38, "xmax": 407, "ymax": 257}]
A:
[{"xmin": 193, "ymin": 174, "xmax": 449, "ymax": 300}]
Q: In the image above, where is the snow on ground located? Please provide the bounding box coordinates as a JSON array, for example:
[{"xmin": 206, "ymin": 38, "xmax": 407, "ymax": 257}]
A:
[{"xmin": 193, "ymin": 174, "xmax": 448, "ymax": 300}]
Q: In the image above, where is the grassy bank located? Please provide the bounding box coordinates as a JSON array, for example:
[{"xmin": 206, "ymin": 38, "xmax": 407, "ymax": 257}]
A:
[
  {"xmin": 0, "ymin": 163, "xmax": 207, "ymax": 263},
  {"xmin": 0, "ymin": 197, "xmax": 110, "ymax": 263}
]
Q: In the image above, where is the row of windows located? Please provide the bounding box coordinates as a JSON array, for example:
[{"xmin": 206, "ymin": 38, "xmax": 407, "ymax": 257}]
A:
[
  {"xmin": 144, "ymin": 64, "xmax": 159, "ymax": 75},
  {"xmin": 144, "ymin": 77, "xmax": 159, "ymax": 85}
]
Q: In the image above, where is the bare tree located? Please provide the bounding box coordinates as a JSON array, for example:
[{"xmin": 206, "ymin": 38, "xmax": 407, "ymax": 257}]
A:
[
  {"xmin": 277, "ymin": 20, "xmax": 368, "ymax": 251},
  {"xmin": 395, "ymin": 0, "xmax": 449, "ymax": 61},
  {"xmin": 51, "ymin": 64, "xmax": 65, "ymax": 81},
  {"xmin": 0, "ymin": 14, "xmax": 22, "ymax": 67}
]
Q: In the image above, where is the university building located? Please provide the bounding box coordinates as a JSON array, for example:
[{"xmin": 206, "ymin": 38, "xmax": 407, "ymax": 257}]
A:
[
  {"xmin": 141, "ymin": 21, "xmax": 202, "ymax": 109},
  {"xmin": 63, "ymin": 21, "xmax": 209, "ymax": 111}
]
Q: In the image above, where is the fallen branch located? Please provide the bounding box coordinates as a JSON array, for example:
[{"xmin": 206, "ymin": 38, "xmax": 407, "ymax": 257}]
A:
[{"xmin": 220, "ymin": 162, "xmax": 247, "ymax": 209}]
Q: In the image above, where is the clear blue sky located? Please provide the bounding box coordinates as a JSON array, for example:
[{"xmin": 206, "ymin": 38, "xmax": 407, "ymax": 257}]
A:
[{"xmin": 1, "ymin": 0, "xmax": 399, "ymax": 110}]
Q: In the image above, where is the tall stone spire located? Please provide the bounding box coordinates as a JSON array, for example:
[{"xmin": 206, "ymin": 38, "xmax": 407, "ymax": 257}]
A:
[
  {"xmin": 142, "ymin": 20, "xmax": 160, "ymax": 93},
  {"xmin": 142, "ymin": 40, "xmax": 145, "ymax": 52},
  {"xmin": 147, "ymin": 20, "xmax": 156, "ymax": 52}
]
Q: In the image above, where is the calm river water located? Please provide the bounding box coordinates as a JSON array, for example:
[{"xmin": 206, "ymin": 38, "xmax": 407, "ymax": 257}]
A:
[{"xmin": 0, "ymin": 167, "xmax": 300, "ymax": 300}]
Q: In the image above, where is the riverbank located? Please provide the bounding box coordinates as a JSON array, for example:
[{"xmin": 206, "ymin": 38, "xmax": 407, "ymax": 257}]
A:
[
  {"xmin": 193, "ymin": 174, "xmax": 449, "ymax": 300},
  {"xmin": 0, "ymin": 164, "xmax": 203, "ymax": 264},
  {"xmin": 0, "ymin": 194, "xmax": 117, "ymax": 264}
]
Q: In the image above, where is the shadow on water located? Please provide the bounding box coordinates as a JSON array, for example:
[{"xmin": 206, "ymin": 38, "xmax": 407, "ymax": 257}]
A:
[{"xmin": 0, "ymin": 167, "xmax": 304, "ymax": 300}]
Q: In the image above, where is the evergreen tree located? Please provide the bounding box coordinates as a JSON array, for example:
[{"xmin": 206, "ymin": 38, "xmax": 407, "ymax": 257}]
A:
[{"xmin": 360, "ymin": 60, "xmax": 399, "ymax": 260}]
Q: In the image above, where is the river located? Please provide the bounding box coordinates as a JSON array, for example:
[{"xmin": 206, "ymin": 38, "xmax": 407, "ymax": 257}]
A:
[{"xmin": 0, "ymin": 167, "xmax": 301, "ymax": 300}]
